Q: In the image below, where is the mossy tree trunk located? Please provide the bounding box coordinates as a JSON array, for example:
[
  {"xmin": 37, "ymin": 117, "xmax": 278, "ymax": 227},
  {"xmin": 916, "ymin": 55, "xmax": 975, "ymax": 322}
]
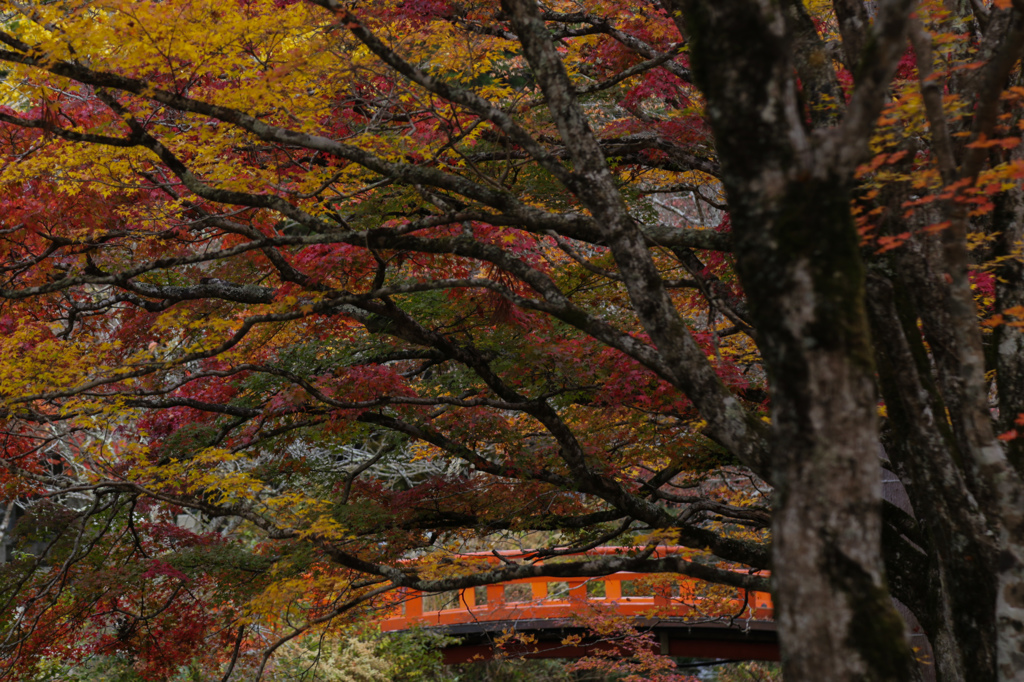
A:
[{"xmin": 661, "ymin": 0, "xmax": 925, "ymax": 679}]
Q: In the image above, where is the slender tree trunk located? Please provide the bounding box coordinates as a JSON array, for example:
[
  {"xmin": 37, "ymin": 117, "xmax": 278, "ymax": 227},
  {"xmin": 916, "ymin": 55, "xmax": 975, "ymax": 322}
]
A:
[{"xmin": 867, "ymin": 265, "xmax": 1000, "ymax": 682}]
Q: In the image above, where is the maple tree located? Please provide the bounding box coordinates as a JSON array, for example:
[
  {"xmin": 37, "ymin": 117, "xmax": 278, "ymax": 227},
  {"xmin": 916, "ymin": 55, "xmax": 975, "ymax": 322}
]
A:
[{"xmin": 0, "ymin": 0, "xmax": 1022, "ymax": 680}]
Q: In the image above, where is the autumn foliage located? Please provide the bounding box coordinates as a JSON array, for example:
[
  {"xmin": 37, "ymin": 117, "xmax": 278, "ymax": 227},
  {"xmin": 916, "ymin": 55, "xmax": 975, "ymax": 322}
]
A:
[{"xmin": 0, "ymin": 1, "xmax": 1020, "ymax": 681}]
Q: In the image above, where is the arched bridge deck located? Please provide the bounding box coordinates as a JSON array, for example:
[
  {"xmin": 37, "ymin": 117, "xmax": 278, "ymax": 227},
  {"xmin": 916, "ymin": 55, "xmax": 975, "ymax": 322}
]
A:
[{"xmin": 379, "ymin": 548, "xmax": 777, "ymax": 664}]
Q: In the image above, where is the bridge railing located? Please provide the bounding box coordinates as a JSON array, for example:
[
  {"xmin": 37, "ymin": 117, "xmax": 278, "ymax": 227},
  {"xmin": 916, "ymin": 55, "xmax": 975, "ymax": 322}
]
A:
[{"xmin": 379, "ymin": 548, "xmax": 772, "ymax": 632}]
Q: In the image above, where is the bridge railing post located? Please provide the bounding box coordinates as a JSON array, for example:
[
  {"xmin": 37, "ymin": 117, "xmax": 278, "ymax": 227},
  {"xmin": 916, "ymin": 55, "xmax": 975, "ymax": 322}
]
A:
[
  {"xmin": 605, "ymin": 577, "xmax": 622, "ymax": 601},
  {"xmin": 530, "ymin": 579, "xmax": 547, "ymax": 601},
  {"xmin": 404, "ymin": 589, "xmax": 423, "ymax": 619},
  {"xmin": 486, "ymin": 583, "xmax": 504, "ymax": 607}
]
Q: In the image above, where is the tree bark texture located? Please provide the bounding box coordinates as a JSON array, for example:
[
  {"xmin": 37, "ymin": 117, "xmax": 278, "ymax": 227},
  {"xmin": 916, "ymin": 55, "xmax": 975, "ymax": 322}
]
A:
[{"xmin": 664, "ymin": 1, "xmax": 918, "ymax": 679}]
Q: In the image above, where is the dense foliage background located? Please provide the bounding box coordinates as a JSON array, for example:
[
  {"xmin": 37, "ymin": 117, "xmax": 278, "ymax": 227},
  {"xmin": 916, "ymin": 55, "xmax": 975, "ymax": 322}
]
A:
[{"xmin": 0, "ymin": 1, "xmax": 1021, "ymax": 680}]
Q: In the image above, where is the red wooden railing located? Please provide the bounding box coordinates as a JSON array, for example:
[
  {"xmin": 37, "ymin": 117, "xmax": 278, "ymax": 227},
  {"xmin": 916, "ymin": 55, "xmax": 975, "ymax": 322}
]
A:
[{"xmin": 379, "ymin": 547, "xmax": 773, "ymax": 632}]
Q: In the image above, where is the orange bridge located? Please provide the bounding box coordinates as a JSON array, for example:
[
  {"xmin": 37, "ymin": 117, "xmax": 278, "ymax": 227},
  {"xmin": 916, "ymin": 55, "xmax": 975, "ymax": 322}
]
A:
[{"xmin": 379, "ymin": 548, "xmax": 777, "ymax": 664}]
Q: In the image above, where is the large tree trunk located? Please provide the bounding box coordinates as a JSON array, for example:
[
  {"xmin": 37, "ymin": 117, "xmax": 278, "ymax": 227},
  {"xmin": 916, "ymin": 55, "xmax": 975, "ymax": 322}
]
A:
[
  {"xmin": 662, "ymin": 1, "xmax": 918, "ymax": 678},
  {"xmin": 742, "ymin": 181, "xmax": 916, "ymax": 681},
  {"xmin": 991, "ymin": 169, "xmax": 1024, "ymax": 682}
]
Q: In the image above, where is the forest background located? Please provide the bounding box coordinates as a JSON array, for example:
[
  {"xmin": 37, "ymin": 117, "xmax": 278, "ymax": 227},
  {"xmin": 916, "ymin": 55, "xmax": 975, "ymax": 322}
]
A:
[{"xmin": 0, "ymin": 0, "xmax": 1022, "ymax": 681}]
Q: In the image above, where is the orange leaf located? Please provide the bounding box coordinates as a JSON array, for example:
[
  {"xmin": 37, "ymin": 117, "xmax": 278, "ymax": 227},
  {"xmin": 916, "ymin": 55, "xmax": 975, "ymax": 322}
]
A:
[
  {"xmin": 982, "ymin": 314, "xmax": 1005, "ymax": 328},
  {"xmin": 856, "ymin": 154, "xmax": 888, "ymax": 176},
  {"xmin": 923, "ymin": 220, "xmax": 951, "ymax": 234},
  {"xmin": 875, "ymin": 233, "xmax": 910, "ymax": 254}
]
